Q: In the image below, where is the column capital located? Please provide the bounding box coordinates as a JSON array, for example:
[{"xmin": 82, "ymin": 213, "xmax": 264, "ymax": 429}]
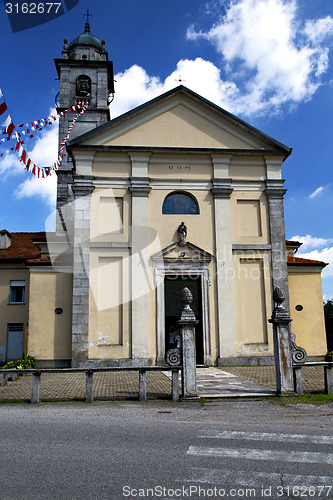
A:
[
  {"xmin": 210, "ymin": 154, "xmax": 233, "ymax": 178},
  {"xmin": 72, "ymin": 176, "xmax": 95, "ymax": 198},
  {"xmin": 129, "ymin": 177, "xmax": 151, "ymax": 197},
  {"xmin": 128, "ymin": 152, "xmax": 151, "ymax": 178},
  {"xmin": 128, "ymin": 152, "xmax": 152, "ymax": 163},
  {"xmin": 266, "ymin": 179, "xmax": 287, "ymax": 199},
  {"xmin": 264, "ymin": 155, "xmax": 283, "ymax": 180},
  {"xmin": 211, "ymin": 178, "xmax": 233, "ymax": 199}
]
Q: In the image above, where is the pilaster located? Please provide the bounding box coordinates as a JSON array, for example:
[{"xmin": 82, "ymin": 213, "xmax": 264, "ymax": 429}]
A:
[
  {"xmin": 128, "ymin": 154, "xmax": 152, "ymax": 361},
  {"xmin": 266, "ymin": 179, "xmax": 290, "ymax": 313},
  {"xmin": 71, "ymin": 176, "xmax": 95, "ymax": 367},
  {"xmin": 211, "ymin": 172, "xmax": 236, "ymax": 358}
]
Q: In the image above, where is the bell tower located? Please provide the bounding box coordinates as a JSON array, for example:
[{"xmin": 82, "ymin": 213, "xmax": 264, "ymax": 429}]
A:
[{"xmin": 54, "ymin": 19, "xmax": 114, "ymax": 211}]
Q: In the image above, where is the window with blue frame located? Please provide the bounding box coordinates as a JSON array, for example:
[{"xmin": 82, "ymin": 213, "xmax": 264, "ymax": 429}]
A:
[{"xmin": 162, "ymin": 192, "xmax": 199, "ymax": 214}]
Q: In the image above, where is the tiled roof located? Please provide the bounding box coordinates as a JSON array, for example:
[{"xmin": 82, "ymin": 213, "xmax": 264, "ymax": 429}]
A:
[
  {"xmin": 287, "ymin": 255, "xmax": 327, "ymax": 267},
  {"xmin": 0, "ymin": 231, "xmax": 45, "ymax": 262},
  {"xmin": 26, "ymin": 256, "xmax": 52, "ymax": 265},
  {"xmin": 285, "ymin": 240, "xmax": 302, "ymax": 247}
]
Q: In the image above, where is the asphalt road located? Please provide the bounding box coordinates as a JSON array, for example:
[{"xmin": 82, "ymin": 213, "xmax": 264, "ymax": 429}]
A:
[{"xmin": 0, "ymin": 400, "xmax": 332, "ymax": 500}]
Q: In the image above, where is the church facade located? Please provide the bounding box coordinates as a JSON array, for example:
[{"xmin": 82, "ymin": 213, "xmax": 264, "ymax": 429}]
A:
[{"xmin": 0, "ymin": 23, "xmax": 328, "ymax": 367}]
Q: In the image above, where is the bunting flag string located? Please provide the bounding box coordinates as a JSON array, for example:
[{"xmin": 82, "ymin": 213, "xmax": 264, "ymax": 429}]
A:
[
  {"xmin": 0, "ymin": 86, "xmax": 89, "ymax": 178},
  {"xmin": 0, "ymin": 101, "xmax": 86, "ymax": 144}
]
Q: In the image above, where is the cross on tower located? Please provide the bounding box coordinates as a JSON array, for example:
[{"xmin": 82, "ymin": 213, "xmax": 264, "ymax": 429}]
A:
[
  {"xmin": 175, "ymin": 75, "xmax": 186, "ymax": 84},
  {"xmin": 84, "ymin": 8, "xmax": 92, "ymax": 23}
]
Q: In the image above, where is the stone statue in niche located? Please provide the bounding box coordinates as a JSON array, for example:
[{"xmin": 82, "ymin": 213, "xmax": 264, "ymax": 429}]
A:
[{"xmin": 177, "ymin": 221, "xmax": 187, "ymax": 247}]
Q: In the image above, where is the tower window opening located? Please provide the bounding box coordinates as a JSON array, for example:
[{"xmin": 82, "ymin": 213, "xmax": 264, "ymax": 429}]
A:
[{"xmin": 76, "ymin": 75, "xmax": 91, "ymax": 98}]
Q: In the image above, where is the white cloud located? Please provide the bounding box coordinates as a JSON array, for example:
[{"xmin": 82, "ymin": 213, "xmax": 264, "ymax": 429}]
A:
[
  {"xmin": 290, "ymin": 234, "xmax": 333, "ymax": 249},
  {"xmin": 186, "ymin": 0, "xmax": 333, "ymax": 115},
  {"xmin": 112, "ymin": 58, "xmax": 240, "ymax": 118},
  {"xmin": 110, "ymin": 0, "xmax": 333, "ymax": 119},
  {"xmin": 0, "ymin": 150, "xmax": 22, "ymax": 178},
  {"xmin": 13, "ymin": 123, "xmax": 58, "ymax": 208},
  {"xmin": 290, "ymin": 234, "xmax": 333, "ymax": 278},
  {"xmin": 303, "ymin": 16, "xmax": 333, "ymax": 43},
  {"xmin": 15, "ymin": 173, "xmax": 57, "ymax": 208},
  {"xmin": 296, "ymin": 246, "xmax": 333, "ymax": 278},
  {"xmin": 309, "ymin": 186, "xmax": 324, "ymax": 198}
]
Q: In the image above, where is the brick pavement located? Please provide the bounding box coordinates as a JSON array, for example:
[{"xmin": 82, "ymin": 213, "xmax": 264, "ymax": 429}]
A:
[
  {"xmin": 0, "ymin": 372, "xmax": 172, "ymax": 401},
  {"xmin": 222, "ymin": 365, "xmax": 327, "ymax": 393}
]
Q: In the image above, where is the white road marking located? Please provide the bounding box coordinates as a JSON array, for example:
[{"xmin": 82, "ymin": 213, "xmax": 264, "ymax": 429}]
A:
[
  {"xmin": 187, "ymin": 446, "xmax": 333, "ymax": 465},
  {"xmin": 198, "ymin": 430, "xmax": 333, "ymax": 445},
  {"xmin": 181, "ymin": 466, "xmax": 333, "ymax": 488}
]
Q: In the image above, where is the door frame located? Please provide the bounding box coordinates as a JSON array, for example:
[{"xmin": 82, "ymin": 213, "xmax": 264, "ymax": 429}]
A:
[
  {"xmin": 155, "ymin": 262, "xmax": 212, "ymax": 365},
  {"xmin": 6, "ymin": 323, "xmax": 24, "ymax": 361}
]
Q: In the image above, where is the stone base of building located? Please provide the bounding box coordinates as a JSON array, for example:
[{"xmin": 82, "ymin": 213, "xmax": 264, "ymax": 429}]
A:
[{"xmin": 36, "ymin": 359, "xmax": 71, "ymax": 368}]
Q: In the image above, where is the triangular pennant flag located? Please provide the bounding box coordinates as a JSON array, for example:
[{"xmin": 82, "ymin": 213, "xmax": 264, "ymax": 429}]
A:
[
  {"xmin": 20, "ymin": 150, "xmax": 27, "ymax": 164},
  {"xmin": 6, "ymin": 123, "xmax": 15, "ymax": 139},
  {"xmin": 0, "ymin": 102, "xmax": 7, "ymax": 116},
  {"xmin": 2, "ymin": 115, "xmax": 11, "ymax": 128}
]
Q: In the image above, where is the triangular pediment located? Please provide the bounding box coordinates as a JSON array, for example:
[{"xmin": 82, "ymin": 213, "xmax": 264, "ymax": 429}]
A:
[
  {"xmin": 68, "ymin": 86, "xmax": 291, "ymax": 154},
  {"xmin": 152, "ymin": 241, "xmax": 213, "ymax": 263}
]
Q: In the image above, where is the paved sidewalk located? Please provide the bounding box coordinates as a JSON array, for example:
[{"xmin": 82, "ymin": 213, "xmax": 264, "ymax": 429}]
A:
[
  {"xmin": 0, "ymin": 365, "xmax": 327, "ymax": 402},
  {"xmin": 196, "ymin": 368, "xmax": 276, "ymax": 397}
]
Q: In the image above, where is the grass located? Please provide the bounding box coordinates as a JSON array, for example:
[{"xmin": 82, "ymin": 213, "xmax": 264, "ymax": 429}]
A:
[
  {"xmin": 267, "ymin": 393, "xmax": 333, "ymax": 405},
  {"xmin": 0, "ymin": 399, "xmax": 28, "ymax": 404}
]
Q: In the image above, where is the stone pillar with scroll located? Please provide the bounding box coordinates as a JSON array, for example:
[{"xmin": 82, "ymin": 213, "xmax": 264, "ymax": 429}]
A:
[
  {"xmin": 178, "ymin": 287, "xmax": 198, "ymax": 398},
  {"xmin": 268, "ymin": 287, "xmax": 294, "ymax": 394}
]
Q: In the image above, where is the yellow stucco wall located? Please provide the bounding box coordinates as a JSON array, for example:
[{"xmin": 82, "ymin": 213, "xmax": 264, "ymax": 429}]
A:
[
  {"xmin": 288, "ymin": 270, "xmax": 327, "ymax": 356},
  {"xmin": 88, "ymin": 248, "xmax": 131, "ymax": 359},
  {"xmin": 231, "ymin": 191, "xmax": 270, "ymax": 245},
  {"xmin": 28, "ymin": 271, "xmax": 72, "ymax": 361},
  {"xmin": 233, "ymin": 252, "xmax": 274, "ymax": 356},
  {"xmin": 106, "ymin": 106, "xmax": 254, "ymax": 149},
  {"xmin": 0, "ymin": 266, "xmax": 30, "ymax": 361}
]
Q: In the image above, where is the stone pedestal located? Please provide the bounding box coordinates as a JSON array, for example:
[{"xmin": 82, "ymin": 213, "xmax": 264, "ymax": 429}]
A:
[
  {"xmin": 178, "ymin": 287, "xmax": 198, "ymax": 398},
  {"xmin": 269, "ymin": 287, "xmax": 294, "ymax": 394}
]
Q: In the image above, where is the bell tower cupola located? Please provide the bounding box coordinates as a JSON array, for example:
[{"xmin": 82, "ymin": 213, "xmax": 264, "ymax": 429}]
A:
[
  {"xmin": 54, "ymin": 17, "xmax": 114, "ymax": 213},
  {"xmin": 55, "ymin": 17, "xmax": 114, "ymax": 132}
]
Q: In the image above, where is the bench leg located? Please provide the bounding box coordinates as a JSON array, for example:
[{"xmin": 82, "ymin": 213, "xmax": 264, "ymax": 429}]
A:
[
  {"xmin": 172, "ymin": 369, "xmax": 180, "ymax": 401},
  {"xmin": 86, "ymin": 370, "xmax": 94, "ymax": 402},
  {"xmin": 324, "ymin": 366, "xmax": 333, "ymax": 394},
  {"xmin": 31, "ymin": 371, "xmax": 41, "ymax": 403},
  {"xmin": 293, "ymin": 366, "xmax": 303, "ymax": 395},
  {"xmin": 139, "ymin": 370, "xmax": 147, "ymax": 401}
]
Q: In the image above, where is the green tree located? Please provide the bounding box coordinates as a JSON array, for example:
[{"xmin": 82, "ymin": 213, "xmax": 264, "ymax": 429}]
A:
[{"xmin": 324, "ymin": 300, "xmax": 333, "ymax": 351}]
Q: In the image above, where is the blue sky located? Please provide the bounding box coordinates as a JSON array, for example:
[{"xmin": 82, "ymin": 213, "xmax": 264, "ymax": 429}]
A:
[{"xmin": 0, "ymin": 0, "xmax": 332, "ymax": 298}]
